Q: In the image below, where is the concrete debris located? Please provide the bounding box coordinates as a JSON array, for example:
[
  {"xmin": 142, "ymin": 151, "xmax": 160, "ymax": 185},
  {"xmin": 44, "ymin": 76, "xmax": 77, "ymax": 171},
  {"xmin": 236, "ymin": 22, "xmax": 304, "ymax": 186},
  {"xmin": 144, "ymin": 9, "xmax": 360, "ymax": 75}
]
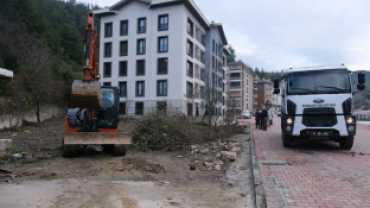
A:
[
  {"xmin": 12, "ymin": 153, "xmax": 22, "ymax": 158},
  {"xmin": 222, "ymin": 145, "xmax": 229, "ymax": 151},
  {"xmin": 221, "ymin": 151, "xmax": 237, "ymax": 161},
  {"xmin": 216, "ymin": 152, "xmax": 221, "ymax": 158},
  {"xmin": 200, "ymin": 148, "xmax": 210, "ymax": 154},
  {"xmin": 204, "ymin": 161, "xmax": 214, "ymax": 168},
  {"xmin": 230, "ymin": 146, "xmax": 242, "ymax": 154},
  {"xmin": 213, "ymin": 158, "xmax": 224, "ymax": 165}
]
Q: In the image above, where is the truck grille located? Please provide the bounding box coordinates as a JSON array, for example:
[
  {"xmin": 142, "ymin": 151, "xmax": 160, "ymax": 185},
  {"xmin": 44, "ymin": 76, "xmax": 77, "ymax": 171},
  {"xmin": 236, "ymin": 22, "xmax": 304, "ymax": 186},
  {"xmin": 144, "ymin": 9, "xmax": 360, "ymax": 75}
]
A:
[{"xmin": 302, "ymin": 108, "xmax": 337, "ymax": 127}]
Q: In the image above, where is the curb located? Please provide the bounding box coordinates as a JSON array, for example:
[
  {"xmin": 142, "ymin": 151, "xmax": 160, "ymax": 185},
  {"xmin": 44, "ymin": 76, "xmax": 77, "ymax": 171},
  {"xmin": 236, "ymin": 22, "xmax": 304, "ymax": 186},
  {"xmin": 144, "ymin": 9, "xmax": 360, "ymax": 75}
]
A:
[{"xmin": 249, "ymin": 124, "xmax": 267, "ymax": 208}]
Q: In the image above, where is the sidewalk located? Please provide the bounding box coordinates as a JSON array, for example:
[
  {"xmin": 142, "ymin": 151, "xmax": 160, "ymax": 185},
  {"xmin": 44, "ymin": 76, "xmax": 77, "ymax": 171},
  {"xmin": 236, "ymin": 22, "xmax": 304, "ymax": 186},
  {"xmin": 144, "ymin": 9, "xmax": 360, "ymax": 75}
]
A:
[{"xmin": 249, "ymin": 117, "xmax": 370, "ymax": 208}]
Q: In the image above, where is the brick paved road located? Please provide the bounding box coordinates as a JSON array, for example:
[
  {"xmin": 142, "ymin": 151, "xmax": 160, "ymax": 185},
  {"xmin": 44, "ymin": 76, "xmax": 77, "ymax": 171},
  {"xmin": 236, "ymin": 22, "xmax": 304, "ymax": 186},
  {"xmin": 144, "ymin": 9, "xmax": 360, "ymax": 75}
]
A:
[{"xmin": 245, "ymin": 117, "xmax": 370, "ymax": 208}]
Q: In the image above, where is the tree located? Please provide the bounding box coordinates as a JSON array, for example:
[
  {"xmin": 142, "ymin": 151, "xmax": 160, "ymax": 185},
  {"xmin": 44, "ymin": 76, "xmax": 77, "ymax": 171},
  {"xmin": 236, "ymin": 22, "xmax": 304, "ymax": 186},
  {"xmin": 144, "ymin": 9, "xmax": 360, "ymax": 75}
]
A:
[{"xmin": 227, "ymin": 45, "xmax": 236, "ymax": 63}]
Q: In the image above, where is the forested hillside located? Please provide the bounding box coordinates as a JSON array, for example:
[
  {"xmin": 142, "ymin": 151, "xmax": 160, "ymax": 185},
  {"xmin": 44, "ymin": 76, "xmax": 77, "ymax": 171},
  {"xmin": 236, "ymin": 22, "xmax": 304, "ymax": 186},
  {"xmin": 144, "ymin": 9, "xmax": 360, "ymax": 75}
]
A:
[{"xmin": 0, "ymin": 0, "xmax": 100, "ymax": 122}]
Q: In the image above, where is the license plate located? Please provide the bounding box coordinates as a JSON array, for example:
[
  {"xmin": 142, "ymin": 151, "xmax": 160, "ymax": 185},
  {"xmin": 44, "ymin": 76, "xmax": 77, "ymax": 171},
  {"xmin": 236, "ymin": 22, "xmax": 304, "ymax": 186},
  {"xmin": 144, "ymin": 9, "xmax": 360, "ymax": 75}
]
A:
[{"xmin": 310, "ymin": 132, "xmax": 330, "ymax": 137}]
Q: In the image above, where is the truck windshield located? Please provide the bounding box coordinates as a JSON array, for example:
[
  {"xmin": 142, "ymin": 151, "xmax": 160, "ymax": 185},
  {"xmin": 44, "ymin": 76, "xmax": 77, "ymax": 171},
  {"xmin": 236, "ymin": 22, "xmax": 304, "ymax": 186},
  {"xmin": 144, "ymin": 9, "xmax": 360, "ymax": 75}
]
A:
[{"xmin": 287, "ymin": 69, "xmax": 351, "ymax": 95}]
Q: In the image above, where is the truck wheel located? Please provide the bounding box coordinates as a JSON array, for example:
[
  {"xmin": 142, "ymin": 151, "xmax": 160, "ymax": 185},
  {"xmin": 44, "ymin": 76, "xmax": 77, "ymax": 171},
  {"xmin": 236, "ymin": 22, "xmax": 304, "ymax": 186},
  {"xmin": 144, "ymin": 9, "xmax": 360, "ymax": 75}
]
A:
[
  {"xmin": 282, "ymin": 133, "xmax": 293, "ymax": 148},
  {"xmin": 113, "ymin": 145, "xmax": 127, "ymax": 156},
  {"xmin": 339, "ymin": 136, "xmax": 354, "ymax": 150}
]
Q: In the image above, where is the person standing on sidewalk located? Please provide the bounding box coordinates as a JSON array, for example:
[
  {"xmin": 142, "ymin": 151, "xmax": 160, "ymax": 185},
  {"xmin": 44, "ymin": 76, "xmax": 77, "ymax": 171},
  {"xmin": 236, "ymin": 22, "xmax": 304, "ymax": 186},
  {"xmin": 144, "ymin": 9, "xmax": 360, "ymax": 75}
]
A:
[
  {"xmin": 261, "ymin": 107, "xmax": 268, "ymax": 131},
  {"xmin": 255, "ymin": 109, "xmax": 261, "ymax": 129}
]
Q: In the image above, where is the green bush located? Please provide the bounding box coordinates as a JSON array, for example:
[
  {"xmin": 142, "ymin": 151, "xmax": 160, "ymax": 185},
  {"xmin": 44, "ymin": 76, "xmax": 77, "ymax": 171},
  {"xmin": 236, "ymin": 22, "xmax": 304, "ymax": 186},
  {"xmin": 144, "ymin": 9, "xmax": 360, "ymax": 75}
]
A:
[
  {"xmin": 12, "ymin": 146, "xmax": 24, "ymax": 153},
  {"xmin": 196, "ymin": 121, "xmax": 208, "ymax": 126}
]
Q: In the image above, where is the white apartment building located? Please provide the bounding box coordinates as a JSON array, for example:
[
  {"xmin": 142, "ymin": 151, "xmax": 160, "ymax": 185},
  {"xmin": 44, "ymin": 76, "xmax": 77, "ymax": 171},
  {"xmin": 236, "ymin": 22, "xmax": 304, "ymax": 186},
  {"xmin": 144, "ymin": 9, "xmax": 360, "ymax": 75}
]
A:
[{"xmin": 94, "ymin": 0, "xmax": 210, "ymax": 115}]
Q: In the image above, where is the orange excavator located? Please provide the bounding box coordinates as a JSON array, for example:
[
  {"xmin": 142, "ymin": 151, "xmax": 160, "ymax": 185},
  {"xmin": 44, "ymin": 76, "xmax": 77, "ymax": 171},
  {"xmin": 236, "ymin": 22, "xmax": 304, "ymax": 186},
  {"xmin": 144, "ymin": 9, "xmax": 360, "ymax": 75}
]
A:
[{"xmin": 63, "ymin": 12, "xmax": 131, "ymax": 157}]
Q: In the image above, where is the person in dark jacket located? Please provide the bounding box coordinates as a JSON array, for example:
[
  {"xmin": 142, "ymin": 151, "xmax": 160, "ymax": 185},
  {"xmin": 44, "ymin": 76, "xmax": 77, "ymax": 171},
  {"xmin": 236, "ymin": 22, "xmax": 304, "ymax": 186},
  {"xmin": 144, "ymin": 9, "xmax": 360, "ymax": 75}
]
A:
[
  {"xmin": 255, "ymin": 109, "xmax": 261, "ymax": 129},
  {"xmin": 261, "ymin": 107, "xmax": 268, "ymax": 131}
]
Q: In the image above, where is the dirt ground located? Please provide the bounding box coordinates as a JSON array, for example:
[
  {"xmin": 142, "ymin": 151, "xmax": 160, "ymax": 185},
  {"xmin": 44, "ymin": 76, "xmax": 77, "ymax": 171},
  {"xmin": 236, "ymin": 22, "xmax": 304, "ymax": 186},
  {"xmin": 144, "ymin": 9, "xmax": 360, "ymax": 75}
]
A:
[{"xmin": 0, "ymin": 117, "xmax": 255, "ymax": 208}]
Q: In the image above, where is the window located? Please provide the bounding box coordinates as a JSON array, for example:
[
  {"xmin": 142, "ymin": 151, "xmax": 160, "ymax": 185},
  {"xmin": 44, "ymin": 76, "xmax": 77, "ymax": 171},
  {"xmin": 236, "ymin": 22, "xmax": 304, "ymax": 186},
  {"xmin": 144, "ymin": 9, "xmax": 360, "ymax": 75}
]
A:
[
  {"xmin": 158, "ymin": 36, "xmax": 168, "ymax": 52},
  {"xmin": 158, "ymin": 14, "xmax": 168, "ymax": 31},
  {"xmin": 119, "ymin": 61, "xmax": 127, "ymax": 76},
  {"xmin": 157, "ymin": 80, "xmax": 167, "ymax": 96},
  {"xmin": 187, "ymin": 61, "xmax": 193, "ymax": 77},
  {"xmin": 187, "ymin": 40, "xmax": 193, "ymax": 57},
  {"xmin": 187, "ymin": 19, "xmax": 193, "ymax": 36},
  {"xmin": 138, "ymin": 18, "xmax": 146, "ymax": 33},
  {"xmin": 212, "ymin": 39, "xmax": 215, "ymax": 53},
  {"xmin": 200, "ymin": 86, "xmax": 205, "ymax": 99},
  {"xmin": 231, "ymin": 82, "xmax": 241, "ymax": 88},
  {"xmin": 120, "ymin": 41, "xmax": 128, "ymax": 56},
  {"xmin": 120, "ymin": 20, "xmax": 128, "ymax": 36},
  {"xmin": 187, "ymin": 103, "xmax": 193, "ymax": 116},
  {"xmin": 137, "ymin": 39, "xmax": 146, "ymax": 55},
  {"xmin": 135, "ymin": 102, "xmax": 144, "ymax": 115},
  {"xmin": 103, "ymin": 62, "xmax": 111, "ymax": 77},
  {"xmin": 119, "ymin": 103, "xmax": 126, "ymax": 115},
  {"xmin": 119, "ymin": 82, "xmax": 127, "ymax": 97},
  {"xmin": 103, "ymin": 82, "xmax": 111, "ymax": 86},
  {"xmin": 201, "ymin": 69, "xmax": 206, "ymax": 81},
  {"xmin": 136, "ymin": 60, "xmax": 145, "ymax": 75},
  {"xmin": 136, "ymin": 81, "xmax": 145, "ymax": 97},
  {"xmin": 186, "ymin": 82, "xmax": 193, "ymax": 98},
  {"xmin": 212, "ymin": 56, "xmax": 215, "ymax": 69},
  {"xmin": 158, "ymin": 58, "xmax": 168, "ymax": 74},
  {"xmin": 216, "ymin": 43, "xmax": 218, "ymax": 56},
  {"xmin": 105, "ymin": 22, "xmax": 112, "ymax": 37},
  {"xmin": 104, "ymin": 42, "xmax": 112, "ymax": 57}
]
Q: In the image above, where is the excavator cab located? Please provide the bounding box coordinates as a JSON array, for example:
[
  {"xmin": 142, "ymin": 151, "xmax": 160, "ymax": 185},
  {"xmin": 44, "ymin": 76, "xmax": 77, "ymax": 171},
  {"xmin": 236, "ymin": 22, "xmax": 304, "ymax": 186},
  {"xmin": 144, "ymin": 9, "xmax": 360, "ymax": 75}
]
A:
[
  {"xmin": 96, "ymin": 87, "xmax": 119, "ymax": 128},
  {"xmin": 64, "ymin": 86, "xmax": 130, "ymax": 157}
]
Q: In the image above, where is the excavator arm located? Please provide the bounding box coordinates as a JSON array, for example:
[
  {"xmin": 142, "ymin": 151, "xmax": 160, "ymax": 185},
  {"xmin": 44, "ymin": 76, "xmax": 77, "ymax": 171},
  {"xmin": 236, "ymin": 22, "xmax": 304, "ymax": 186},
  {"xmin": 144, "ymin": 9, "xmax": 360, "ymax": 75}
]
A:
[{"xmin": 70, "ymin": 12, "xmax": 102, "ymax": 109}]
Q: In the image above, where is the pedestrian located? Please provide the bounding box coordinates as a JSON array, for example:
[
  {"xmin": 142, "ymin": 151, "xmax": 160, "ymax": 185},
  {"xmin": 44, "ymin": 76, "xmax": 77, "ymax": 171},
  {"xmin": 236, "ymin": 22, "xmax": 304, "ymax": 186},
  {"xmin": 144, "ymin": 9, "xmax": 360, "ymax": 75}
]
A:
[
  {"xmin": 255, "ymin": 109, "xmax": 261, "ymax": 129},
  {"xmin": 261, "ymin": 107, "xmax": 268, "ymax": 131}
]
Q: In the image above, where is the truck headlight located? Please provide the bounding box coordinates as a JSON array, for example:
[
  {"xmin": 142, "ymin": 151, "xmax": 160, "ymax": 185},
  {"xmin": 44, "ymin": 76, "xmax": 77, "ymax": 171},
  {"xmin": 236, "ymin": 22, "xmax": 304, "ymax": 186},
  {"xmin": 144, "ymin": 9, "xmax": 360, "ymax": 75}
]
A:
[
  {"xmin": 287, "ymin": 118, "xmax": 293, "ymax": 125},
  {"xmin": 346, "ymin": 117, "xmax": 353, "ymax": 124}
]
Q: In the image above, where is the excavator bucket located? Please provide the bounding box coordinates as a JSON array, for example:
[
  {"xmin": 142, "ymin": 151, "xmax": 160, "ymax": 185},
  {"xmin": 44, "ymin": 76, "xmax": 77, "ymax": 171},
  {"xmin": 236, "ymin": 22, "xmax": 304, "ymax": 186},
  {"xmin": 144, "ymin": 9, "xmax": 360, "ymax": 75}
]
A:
[
  {"xmin": 70, "ymin": 80, "xmax": 102, "ymax": 109},
  {"xmin": 64, "ymin": 132, "xmax": 131, "ymax": 145}
]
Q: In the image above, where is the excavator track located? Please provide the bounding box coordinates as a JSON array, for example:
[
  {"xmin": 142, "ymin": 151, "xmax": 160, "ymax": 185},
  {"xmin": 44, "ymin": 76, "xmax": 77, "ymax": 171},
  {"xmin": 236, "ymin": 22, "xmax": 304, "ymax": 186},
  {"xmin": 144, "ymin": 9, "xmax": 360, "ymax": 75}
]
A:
[
  {"xmin": 63, "ymin": 143, "xmax": 79, "ymax": 157},
  {"xmin": 113, "ymin": 145, "xmax": 127, "ymax": 156}
]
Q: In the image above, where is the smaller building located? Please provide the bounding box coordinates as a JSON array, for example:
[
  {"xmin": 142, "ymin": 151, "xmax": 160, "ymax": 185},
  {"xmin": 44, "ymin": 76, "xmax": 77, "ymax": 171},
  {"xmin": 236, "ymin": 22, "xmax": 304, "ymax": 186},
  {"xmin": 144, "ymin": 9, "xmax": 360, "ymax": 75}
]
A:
[
  {"xmin": 0, "ymin": 68, "xmax": 13, "ymax": 79},
  {"xmin": 226, "ymin": 61, "xmax": 255, "ymax": 114},
  {"xmin": 256, "ymin": 79, "xmax": 273, "ymax": 110}
]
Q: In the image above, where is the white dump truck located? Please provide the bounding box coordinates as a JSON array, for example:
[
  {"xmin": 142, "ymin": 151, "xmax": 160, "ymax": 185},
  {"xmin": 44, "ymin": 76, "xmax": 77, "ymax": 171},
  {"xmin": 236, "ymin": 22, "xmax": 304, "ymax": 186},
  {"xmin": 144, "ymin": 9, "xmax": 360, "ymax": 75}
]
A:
[{"xmin": 273, "ymin": 65, "xmax": 366, "ymax": 150}]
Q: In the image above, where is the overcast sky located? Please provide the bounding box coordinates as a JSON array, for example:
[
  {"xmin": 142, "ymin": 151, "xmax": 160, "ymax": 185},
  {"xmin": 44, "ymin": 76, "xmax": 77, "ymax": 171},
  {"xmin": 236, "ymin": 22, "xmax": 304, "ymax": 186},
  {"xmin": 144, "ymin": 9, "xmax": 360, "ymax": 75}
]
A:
[{"xmin": 80, "ymin": 0, "xmax": 370, "ymax": 72}]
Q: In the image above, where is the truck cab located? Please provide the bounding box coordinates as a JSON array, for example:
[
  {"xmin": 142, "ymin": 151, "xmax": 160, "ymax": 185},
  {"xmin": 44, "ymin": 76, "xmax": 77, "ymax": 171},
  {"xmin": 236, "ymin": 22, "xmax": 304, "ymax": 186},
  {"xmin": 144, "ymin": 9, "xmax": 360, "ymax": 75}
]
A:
[{"xmin": 273, "ymin": 65, "xmax": 366, "ymax": 150}]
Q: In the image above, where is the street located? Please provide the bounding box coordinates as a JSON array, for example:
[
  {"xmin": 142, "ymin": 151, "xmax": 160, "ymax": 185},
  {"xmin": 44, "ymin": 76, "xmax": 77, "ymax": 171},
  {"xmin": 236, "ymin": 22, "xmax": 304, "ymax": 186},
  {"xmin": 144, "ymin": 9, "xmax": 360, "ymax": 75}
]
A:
[{"xmin": 244, "ymin": 116, "xmax": 370, "ymax": 208}]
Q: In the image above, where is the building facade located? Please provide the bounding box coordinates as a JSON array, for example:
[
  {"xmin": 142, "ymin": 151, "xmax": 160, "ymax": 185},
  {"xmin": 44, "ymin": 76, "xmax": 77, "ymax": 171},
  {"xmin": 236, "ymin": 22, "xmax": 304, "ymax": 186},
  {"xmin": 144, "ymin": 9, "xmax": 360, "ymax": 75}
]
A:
[
  {"xmin": 94, "ymin": 0, "xmax": 214, "ymax": 115},
  {"xmin": 256, "ymin": 79, "xmax": 273, "ymax": 110},
  {"xmin": 202, "ymin": 22, "xmax": 228, "ymax": 116},
  {"xmin": 226, "ymin": 62, "xmax": 255, "ymax": 113}
]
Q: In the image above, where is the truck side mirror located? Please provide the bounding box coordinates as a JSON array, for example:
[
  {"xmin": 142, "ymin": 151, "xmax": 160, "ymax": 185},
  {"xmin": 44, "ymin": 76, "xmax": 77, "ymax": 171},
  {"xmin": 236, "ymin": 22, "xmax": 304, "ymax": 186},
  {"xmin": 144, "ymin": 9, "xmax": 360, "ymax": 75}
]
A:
[
  {"xmin": 274, "ymin": 79, "xmax": 280, "ymax": 89},
  {"xmin": 358, "ymin": 73, "xmax": 365, "ymax": 84},
  {"xmin": 274, "ymin": 88, "xmax": 280, "ymax": 94}
]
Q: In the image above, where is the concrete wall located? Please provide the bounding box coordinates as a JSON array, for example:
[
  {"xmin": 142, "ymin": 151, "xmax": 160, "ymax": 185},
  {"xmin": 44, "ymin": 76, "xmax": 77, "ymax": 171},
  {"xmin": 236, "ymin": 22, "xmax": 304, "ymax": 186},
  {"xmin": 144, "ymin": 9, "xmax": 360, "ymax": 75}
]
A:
[
  {"xmin": 0, "ymin": 105, "xmax": 64, "ymax": 129},
  {"xmin": 0, "ymin": 139, "xmax": 12, "ymax": 157}
]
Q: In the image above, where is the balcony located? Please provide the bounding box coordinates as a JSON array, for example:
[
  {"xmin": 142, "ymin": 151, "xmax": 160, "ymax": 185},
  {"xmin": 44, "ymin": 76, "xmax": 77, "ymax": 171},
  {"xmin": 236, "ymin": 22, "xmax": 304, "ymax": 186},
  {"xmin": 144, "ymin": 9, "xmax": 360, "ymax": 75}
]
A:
[
  {"xmin": 254, "ymin": 87, "xmax": 258, "ymax": 91},
  {"xmin": 230, "ymin": 76, "xmax": 241, "ymax": 80},
  {"xmin": 230, "ymin": 86, "xmax": 241, "ymax": 91}
]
